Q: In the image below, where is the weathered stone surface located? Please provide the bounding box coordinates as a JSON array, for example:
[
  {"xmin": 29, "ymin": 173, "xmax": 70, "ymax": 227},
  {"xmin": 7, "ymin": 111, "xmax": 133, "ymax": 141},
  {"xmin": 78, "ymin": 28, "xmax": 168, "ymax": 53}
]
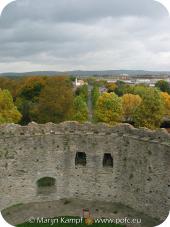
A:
[{"xmin": 0, "ymin": 122, "xmax": 169, "ymax": 221}]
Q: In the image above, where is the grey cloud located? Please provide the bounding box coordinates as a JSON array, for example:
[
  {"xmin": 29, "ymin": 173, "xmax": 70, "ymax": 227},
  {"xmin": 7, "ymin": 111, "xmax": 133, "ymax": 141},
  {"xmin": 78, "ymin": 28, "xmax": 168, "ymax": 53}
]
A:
[
  {"xmin": 0, "ymin": 0, "xmax": 170, "ymax": 72},
  {"xmin": 1, "ymin": 0, "xmax": 168, "ymax": 26}
]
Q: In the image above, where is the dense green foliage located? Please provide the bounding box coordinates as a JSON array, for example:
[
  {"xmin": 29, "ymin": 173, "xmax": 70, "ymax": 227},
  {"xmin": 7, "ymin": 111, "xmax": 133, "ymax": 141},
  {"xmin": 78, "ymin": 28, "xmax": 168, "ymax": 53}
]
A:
[
  {"xmin": 155, "ymin": 80, "xmax": 170, "ymax": 94},
  {"xmin": 75, "ymin": 85, "xmax": 88, "ymax": 103},
  {"xmin": 72, "ymin": 96, "xmax": 88, "ymax": 122},
  {"xmin": 91, "ymin": 85, "xmax": 100, "ymax": 107},
  {"xmin": 114, "ymin": 81, "xmax": 133, "ymax": 96}
]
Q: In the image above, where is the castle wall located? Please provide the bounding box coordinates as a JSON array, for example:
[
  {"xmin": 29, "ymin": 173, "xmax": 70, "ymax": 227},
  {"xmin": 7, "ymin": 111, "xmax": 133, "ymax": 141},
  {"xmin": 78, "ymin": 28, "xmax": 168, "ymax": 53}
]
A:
[{"xmin": 0, "ymin": 122, "xmax": 169, "ymax": 220}]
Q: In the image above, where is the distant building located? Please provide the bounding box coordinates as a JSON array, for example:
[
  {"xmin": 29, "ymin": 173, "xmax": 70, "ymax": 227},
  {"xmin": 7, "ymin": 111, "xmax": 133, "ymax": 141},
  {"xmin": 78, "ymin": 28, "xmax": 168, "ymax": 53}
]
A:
[
  {"xmin": 107, "ymin": 80, "xmax": 117, "ymax": 83},
  {"xmin": 149, "ymin": 83, "xmax": 155, "ymax": 87},
  {"xmin": 99, "ymin": 86, "xmax": 108, "ymax": 94},
  {"xmin": 135, "ymin": 79, "xmax": 151, "ymax": 84},
  {"xmin": 74, "ymin": 78, "xmax": 87, "ymax": 87}
]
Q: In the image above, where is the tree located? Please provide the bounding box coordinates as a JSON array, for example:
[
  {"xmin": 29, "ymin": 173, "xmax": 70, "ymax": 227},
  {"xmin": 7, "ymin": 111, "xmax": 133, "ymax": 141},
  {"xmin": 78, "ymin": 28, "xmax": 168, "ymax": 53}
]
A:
[
  {"xmin": 114, "ymin": 80, "xmax": 133, "ymax": 96},
  {"xmin": 0, "ymin": 77, "xmax": 18, "ymax": 98},
  {"xmin": 133, "ymin": 87, "xmax": 164, "ymax": 129},
  {"xmin": 155, "ymin": 80, "xmax": 170, "ymax": 94},
  {"xmin": 15, "ymin": 97, "xmax": 32, "ymax": 124},
  {"xmin": 122, "ymin": 94, "xmax": 142, "ymax": 122},
  {"xmin": 17, "ymin": 76, "xmax": 47, "ymax": 101},
  {"xmin": 161, "ymin": 92, "xmax": 170, "ymax": 117},
  {"xmin": 95, "ymin": 92, "xmax": 123, "ymax": 124},
  {"xmin": 106, "ymin": 82, "xmax": 117, "ymax": 93},
  {"xmin": 75, "ymin": 85, "xmax": 88, "ymax": 103},
  {"xmin": 91, "ymin": 85, "xmax": 100, "ymax": 107},
  {"xmin": 32, "ymin": 77, "xmax": 74, "ymax": 123},
  {"xmin": 15, "ymin": 76, "xmax": 47, "ymax": 125},
  {"xmin": 72, "ymin": 96, "xmax": 88, "ymax": 122},
  {"xmin": 0, "ymin": 89, "xmax": 22, "ymax": 124}
]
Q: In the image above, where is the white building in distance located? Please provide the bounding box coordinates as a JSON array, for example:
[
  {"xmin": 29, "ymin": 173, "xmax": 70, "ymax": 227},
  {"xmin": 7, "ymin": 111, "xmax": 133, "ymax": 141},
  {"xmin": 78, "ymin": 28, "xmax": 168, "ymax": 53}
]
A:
[{"xmin": 74, "ymin": 78, "xmax": 87, "ymax": 87}]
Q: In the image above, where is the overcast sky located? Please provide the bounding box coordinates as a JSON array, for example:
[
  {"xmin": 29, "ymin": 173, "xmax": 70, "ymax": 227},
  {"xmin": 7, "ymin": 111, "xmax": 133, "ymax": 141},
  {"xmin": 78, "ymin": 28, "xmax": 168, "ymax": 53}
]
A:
[{"xmin": 0, "ymin": 0, "xmax": 170, "ymax": 72}]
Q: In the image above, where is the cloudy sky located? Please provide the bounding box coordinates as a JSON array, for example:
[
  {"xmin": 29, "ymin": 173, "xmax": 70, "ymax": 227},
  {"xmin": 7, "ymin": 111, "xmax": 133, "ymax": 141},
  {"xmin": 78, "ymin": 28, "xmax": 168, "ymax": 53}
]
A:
[{"xmin": 0, "ymin": 0, "xmax": 170, "ymax": 72}]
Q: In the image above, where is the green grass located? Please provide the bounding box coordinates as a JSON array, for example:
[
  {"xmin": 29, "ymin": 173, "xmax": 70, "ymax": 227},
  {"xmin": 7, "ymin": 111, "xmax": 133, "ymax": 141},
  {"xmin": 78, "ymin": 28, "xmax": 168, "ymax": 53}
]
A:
[{"xmin": 17, "ymin": 217, "xmax": 125, "ymax": 227}]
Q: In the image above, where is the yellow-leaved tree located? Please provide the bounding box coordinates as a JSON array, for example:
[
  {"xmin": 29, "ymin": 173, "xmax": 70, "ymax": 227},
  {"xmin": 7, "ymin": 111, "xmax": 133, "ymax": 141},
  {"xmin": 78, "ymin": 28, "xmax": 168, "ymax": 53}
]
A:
[
  {"xmin": 133, "ymin": 87, "xmax": 164, "ymax": 129},
  {"xmin": 95, "ymin": 92, "xmax": 123, "ymax": 124},
  {"xmin": 0, "ymin": 89, "xmax": 22, "ymax": 124},
  {"xmin": 161, "ymin": 92, "xmax": 170, "ymax": 117},
  {"xmin": 122, "ymin": 94, "xmax": 142, "ymax": 122},
  {"xmin": 106, "ymin": 82, "xmax": 117, "ymax": 93}
]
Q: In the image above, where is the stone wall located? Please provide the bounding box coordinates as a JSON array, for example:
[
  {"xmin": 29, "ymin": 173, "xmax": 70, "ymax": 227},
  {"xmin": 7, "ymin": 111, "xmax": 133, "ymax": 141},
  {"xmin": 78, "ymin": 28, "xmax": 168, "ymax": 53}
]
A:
[{"xmin": 0, "ymin": 122, "xmax": 169, "ymax": 220}]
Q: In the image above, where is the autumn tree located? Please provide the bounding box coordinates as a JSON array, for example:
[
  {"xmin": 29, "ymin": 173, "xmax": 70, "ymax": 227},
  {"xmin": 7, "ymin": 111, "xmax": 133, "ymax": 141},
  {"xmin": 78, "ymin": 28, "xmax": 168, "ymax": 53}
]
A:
[
  {"xmin": 0, "ymin": 77, "xmax": 18, "ymax": 98},
  {"xmin": 95, "ymin": 92, "xmax": 123, "ymax": 124},
  {"xmin": 161, "ymin": 92, "xmax": 170, "ymax": 117},
  {"xmin": 16, "ymin": 76, "xmax": 47, "ymax": 101},
  {"xmin": 15, "ymin": 76, "xmax": 47, "ymax": 124},
  {"xmin": 122, "ymin": 94, "xmax": 142, "ymax": 122},
  {"xmin": 72, "ymin": 96, "xmax": 88, "ymax": 122},
  {"xmin": 133, "ymin": 87, "xmax": 164, "ymax": 129},
  {"xmin": 32, "ymin": 77, "xmax": 74, "ymax": 123},
  {"xmin": 106, "ymin": 82, "xmax": 117, "ymax": 93},
  {"xmin": 0, "ymin": 89, "xmax": 22, "ymax": 124}
]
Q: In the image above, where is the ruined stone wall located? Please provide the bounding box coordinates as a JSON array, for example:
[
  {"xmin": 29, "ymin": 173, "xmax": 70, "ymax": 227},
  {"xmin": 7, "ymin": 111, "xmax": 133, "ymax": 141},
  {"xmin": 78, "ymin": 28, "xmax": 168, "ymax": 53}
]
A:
[{"xmin": 0, "ymin": 122, "xmax": 169, "ymax": 220}]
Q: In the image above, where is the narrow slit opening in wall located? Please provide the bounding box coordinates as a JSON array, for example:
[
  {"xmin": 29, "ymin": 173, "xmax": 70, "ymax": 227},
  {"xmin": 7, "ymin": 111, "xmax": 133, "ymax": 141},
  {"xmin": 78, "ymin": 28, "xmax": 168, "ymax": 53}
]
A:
[
  {"xmin": 37, "ymin": 177, "xmax": 56, "ymax": 195},
  {"xmin": 75, "ymin": 152, "xmax": 86, "ymax": 166},
  {"xmin": 103, "ymin": 153, "xmax": 113, "ymax": 167}
]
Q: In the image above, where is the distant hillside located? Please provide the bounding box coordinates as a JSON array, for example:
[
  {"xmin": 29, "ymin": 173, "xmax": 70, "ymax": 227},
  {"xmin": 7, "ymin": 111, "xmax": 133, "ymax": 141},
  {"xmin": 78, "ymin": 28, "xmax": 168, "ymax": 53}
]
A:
[
  {"xmin": 0, "ymin": 71, "xmax": 64, "ymax": 77},
  {"xmin": 0, "ymin": 70, "xmax": 170, "ymax": 77}
]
